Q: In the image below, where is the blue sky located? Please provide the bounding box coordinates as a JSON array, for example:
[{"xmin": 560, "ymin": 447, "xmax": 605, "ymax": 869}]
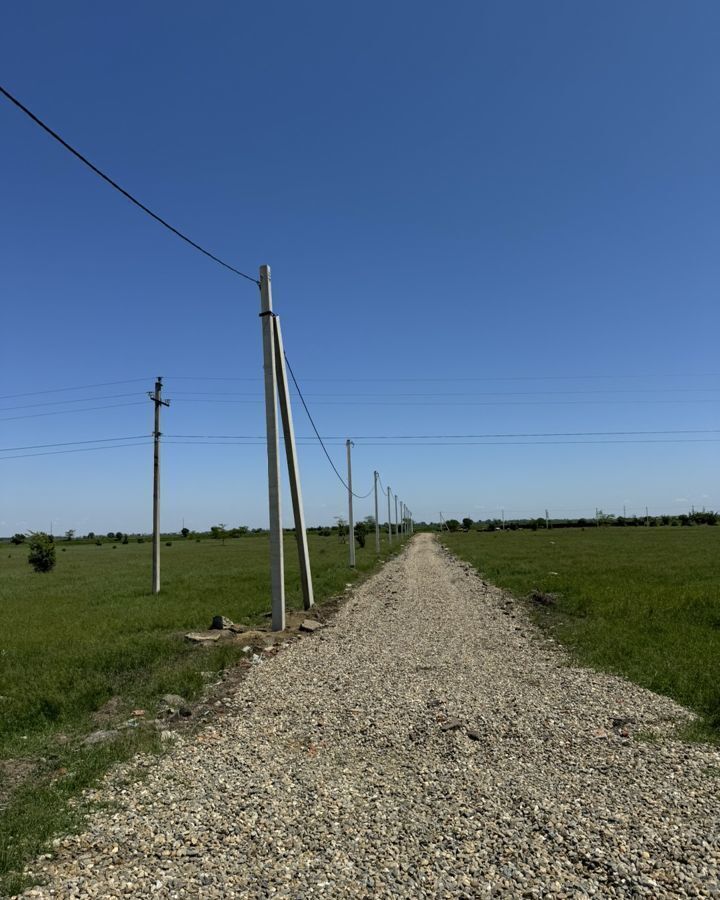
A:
[{"xmin": 1, "ymin": 1, "xmax": 719, "ymax": 534}]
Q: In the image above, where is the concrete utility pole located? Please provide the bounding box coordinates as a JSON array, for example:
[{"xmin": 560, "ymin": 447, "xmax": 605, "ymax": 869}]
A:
[
  {"xmin": 545, "ymin": 509, "xmax": 550, "ymax": 530},
  {"xmin": 347, "ymin": 440, "xmax": 355, "ymax": 567},
  {"xmin": 273, "ymin": 315, "xmax": 314, "ymax": 610},
  {"xmin": 645, "ymin": 506, "xmax": 649, "ymax": 527},
  {"xmin": 387, "ymin": 486, "xmax": 393, "ymax": 543},
  {"xmin": 260, "ymin": 266, "xmax": 285, "ymax": 631},
  {"xmin": 374, "ymin": 471, "xmax": 381, "ymax": 553},
  {"xmin": 501, "ymin": 509, "xmax": 505, "ymax": 530},
  {"xmin": 150, "ymin": 377, "xmax": 170, "ymax": 595},
  {"xmin": 394, "ymin": 494, "xmax": 399, "ymax": 539}
]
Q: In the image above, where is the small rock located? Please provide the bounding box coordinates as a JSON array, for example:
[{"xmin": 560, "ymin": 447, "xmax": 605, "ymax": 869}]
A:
[
  {"xmin": 82, "ymin": 729, "xmax": 120, "ymax": 747},
  {"xmin": 300, "ymin": 619, "xmax": 323, "ymax": 633},
  {"xmin": 185, "ymin": 631, "xmax": 222, "ymax": 644},
  {"xmin": 161, "ymin": 694, "xmax": 186, "ymax": 709},
  {"xmin": 466, "ymin": 729, "xmax": 482, "ymax": 741},
  {"xmin": 179, "ymin": 707, "xmax": 192, "ymax": 718},
  {"xmin": 132, "ymin": 709, "xmax": 145, "ymax": 717},
  {"xmin": 440, "ymin": 718, "xmax": 462, "ymax": 732},
  {"xmin": 160, "ymin": 730, "xmax": 179, "ymax": 743},
  {"xmin": 612, "ymin": 716, "xmax": 637, "ymax": 728},
  {"xmin": 210, "ymin": 615, "xmax": 234, "ymax": 630}
]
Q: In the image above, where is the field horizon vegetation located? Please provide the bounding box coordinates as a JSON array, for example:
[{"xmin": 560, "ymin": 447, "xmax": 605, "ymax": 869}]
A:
[
  {"xmin": 442, "ymin": 525, "xmax": 720, "ymax": 745},
  {"xmin": 0, "ymin": 527, "xmax": 408, "ymax": 895}
]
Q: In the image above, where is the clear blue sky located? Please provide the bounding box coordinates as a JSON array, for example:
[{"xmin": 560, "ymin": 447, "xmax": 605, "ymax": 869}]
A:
[{"xmin": 1, "ymin": 1, "xmax": 719, "ymax": 534}]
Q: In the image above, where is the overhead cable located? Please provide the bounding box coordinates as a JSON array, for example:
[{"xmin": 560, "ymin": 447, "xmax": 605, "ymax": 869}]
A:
[
  {"xmin": 0, "ymin": 85, "xmax": 258, "ymax": 285},
  {"xmin": 282, "ymin": 352, "xmax": 374, "ymax": 499}
]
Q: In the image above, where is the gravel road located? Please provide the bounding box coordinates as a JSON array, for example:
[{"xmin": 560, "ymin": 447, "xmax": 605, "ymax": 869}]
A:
[{"xmin": 22, "ymin": 533, "xmax": 720, "ymax": 898}]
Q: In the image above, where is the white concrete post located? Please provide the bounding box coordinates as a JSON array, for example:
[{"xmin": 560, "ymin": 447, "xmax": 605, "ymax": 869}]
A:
[
  {"xmin": 387, "ymin": 486, "xmax": 393, "ymax": 543},
  {"xmin": 346, "ymin": 439, "xmax": 355, "ymax": 567},
  {"xmin": 259, "ymin": 265, "xmax": 285, "ymax": 631},
  {"xmin": 273, "ymin": 316, "xmax": 314, "ymax": 610},
  {"xmin": 374, "ymin": 471, "xmax": 381, "ymax": 553}
]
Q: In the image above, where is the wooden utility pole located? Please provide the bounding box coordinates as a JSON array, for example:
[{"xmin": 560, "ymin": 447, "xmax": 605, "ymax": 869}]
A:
[
  {"xmin": 374, "ymin": 471, "xmax": 381, "ymax": 553},
  {"xmin": 273, "ymin": 316, "xmax": 314, "ymax": 609},
  {"xmin": 346, "ymin": 440, "xmax": 356, "ymax": 567},
  {"xmin": 260, "ymin": 265, "xmax": 285, "ymax": 631},
  {"xmin": 150, "ymin": 377, "xmax": 170, "ymax": 594}
]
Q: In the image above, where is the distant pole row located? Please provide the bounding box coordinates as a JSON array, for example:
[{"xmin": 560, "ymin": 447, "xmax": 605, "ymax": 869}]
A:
[{"xmin": 345, "ymin": 440, "xmax": 413, "ymax": 568}]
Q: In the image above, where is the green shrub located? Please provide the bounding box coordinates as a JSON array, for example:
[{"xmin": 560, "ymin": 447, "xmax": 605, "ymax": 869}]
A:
[{"xmin": 27, "ymin": 533, "xmax": 56, "ymax": 573}]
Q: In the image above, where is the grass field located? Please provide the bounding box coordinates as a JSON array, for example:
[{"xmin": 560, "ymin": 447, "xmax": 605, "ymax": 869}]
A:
[
  {"xmin": 0, "ymin": 532, "xmax": 406, "ymax": 894},
  {"xmin": 442, "ymin": 527, "xmax": 720, "ymax": 741}
]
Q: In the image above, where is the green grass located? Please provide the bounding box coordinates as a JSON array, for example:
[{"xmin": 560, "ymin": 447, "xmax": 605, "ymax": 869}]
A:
[
  {"xmin": 442, "ymin": 527, "xmax": 720, "ymax": 740},
  {"xmin": 0, "ymin": 532, "xmax": 407, "ymax": 894}
]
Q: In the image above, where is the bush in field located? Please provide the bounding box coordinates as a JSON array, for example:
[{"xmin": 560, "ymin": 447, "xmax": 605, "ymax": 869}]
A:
[
  {"xmin": 137, "ymin": 536, "xmax": 145, "ymax": 543},
  {"xmin": 445, "ymin": 519, "xmax": 460, "ymax": 532},
  {"xmin": 11, "ymin": 533, "xmax": 25, "ymax": 545},
  {"xmin": 95, "ymin": 539, "xmax": 102, "ymax": 546},
  {"xmin": 28, "ymin": 532, "xmax": 56, "ymax": 573},
  {"xmin": 354, "ymin": 522, "xmax": 368, "ymax": 548},
  {"xmin": 122, "ymin": 534, "xmax": 129, "ymax": 544}
]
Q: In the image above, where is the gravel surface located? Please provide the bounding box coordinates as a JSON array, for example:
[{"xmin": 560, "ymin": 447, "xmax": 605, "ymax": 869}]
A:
[{"xmin": 22, "ymin": 533, "xmax": 720, "ymax": 898}]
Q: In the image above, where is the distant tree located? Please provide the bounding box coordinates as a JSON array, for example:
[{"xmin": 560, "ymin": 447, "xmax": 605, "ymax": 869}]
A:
[
  {"xmin": 95, "ymin": 539, "xmax": 103, "ymax": 546},
  {"xmin": 462, "ymin": 518, "xmax": 474, "ymax": 531},
  {"xmin": 363, "ymin": 515, "xmax": 376, "ymax": 528},
  {"xmin": 106, "ymin": 532, "xmax": 114, "ymax": 539},
  {"xmin": 210, "ymin": 523, "xmax": 228, "ymax": 545},
  {"xmin": 64, "ymin": 529, "xmax": 75, "ymax": 542},
  {"xmin": 115, "ymin": 531, "xmax": 123, "ymax": 542},
  {"xmin": 28, "ymin": 532, "xmax": 56, "ymax": 573},
  {"xmin": 445, "ymin": 519, "xmax": 460, "ymax": 532},
  {"xmin": 181, "ymin": 527, "xmax": 190, "ymax": 538},
  {"xmin": 137, "ymin": 536, "xmax": 145, "ymax": 543},
  {"xmin": 10, "ymin": 533, "xmax": 25, "ymax": 545},
  {"xmin": 87, "ymin": 531, "xmax": 95, "ymax": 540},
  {"xmin": 121, "ymin": 534, "xmax": 129, "ymax": 544},
  {"xmin": 336, "ymin": 518, "xmax": 348, "ymax": 542}
]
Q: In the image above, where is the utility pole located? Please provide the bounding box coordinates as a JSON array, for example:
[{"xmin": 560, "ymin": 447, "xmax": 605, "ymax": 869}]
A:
[
  {"xmin": 501, "ymin": 508, "xmax": 505, "ymax": 530},
  {"xmin": 595, "ymin": 507, "xmax": 599, "ymax": 528},
  {"xmin": 387, "ymin": 486, "xmax": 393, "ymax": 543},
  {"xmin": 260, "ymin": 266, "xmax": 285, "ymax": 631},
  {"xmin": 545, "ymin": 508, "xmax": 549, "ymax": 530},
  {"xmin": 346, "ymin": 440, "xmax": 355, "ymax": 567},
  {"xmin": 394, "ymin": 494, "xmax": 399, "ymax": 539},
  {"xmin": 645, "ymin": 505, "xmax": 649, "ymax": 527},
  {"xmin": 150, "ymin": 377, "xmax": 170, "ymax": 595},
  {"xmin": 273, "ymin": 315, "xmax": 314, "ymax": 610},
  {"xmin": 374, "ymin": 471, "xmax": 381, "ymax": 553}
]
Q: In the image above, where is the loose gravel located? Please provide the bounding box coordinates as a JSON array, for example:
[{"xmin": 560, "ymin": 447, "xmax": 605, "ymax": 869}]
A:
[{"xmin": 22, "ymin": 533, "xmax": 720, "ymax": 898}]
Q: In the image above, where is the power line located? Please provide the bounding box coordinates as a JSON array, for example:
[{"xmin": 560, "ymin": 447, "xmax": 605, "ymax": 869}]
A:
[
  {"xmin": 0, "ymin": 378, "xmax": 151, "ymax": 401},
  {"xmin": 170, "ymin": 387, "xmax": 720, "ymax": 398},
  {"xmin": 163, "ymin": 428, "xmax": 720, "ymax": 440},
  {"xmin": 0, "ymin": 392, "xmax": 145, "ymax": 412},
  {"xmin": 0, "ymin": 85, "xmax": 258, "ymax": 286},
  {"xmin": 162, "ymin": 438, "xmax": 720, "ymax": 447},
  {"xmin": 282, "ymin": 353, "xmax": 374, "ymax": 499},
  {"xmin": 0, "ymin": 401, "xmax": 147, "ymax": 422},
  {"xmin": 0, "ymin": 435, "xmax": 149, "ymax": 452},
  {"xmin": 165, "ymin": 373, "xmax": 720, "ymax": 383},
  {"xmin": 0, "ymin": 441, "xmax": 152, "ymax": 461}
]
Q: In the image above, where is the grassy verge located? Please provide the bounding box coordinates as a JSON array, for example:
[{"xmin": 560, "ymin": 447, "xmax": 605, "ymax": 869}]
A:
[
  {"xmin": 0, "ymin": 532, "xmax": 408, "ymax": 894},
  {"xmin": 441, "ymin": 527, "xmax": 720, "ymax": 742}
]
